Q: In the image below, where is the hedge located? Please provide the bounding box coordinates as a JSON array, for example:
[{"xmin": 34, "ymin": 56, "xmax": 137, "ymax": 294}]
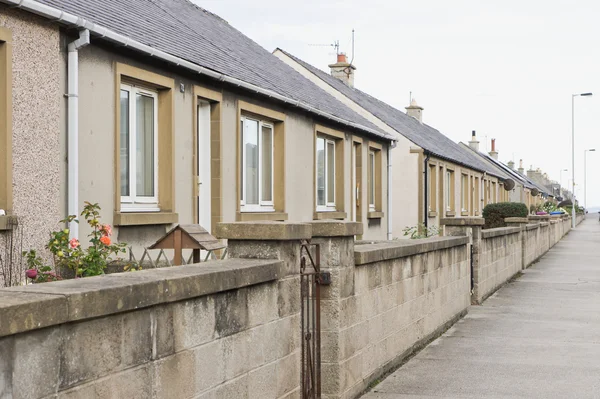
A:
[{"xmin": 482, "ymin": 202, "xmax": 528, "ymax": 229}]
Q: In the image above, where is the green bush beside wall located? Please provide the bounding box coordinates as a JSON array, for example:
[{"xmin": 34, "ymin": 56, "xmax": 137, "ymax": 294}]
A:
[{"xmin": 482, "ymin": 202, "xmax": 528, "ymax": 229}]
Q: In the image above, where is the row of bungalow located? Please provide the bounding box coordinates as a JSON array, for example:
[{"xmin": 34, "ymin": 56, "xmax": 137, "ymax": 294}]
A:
[{"xmin": 0, "ymin": 0, "xmax": 569, "ymax": 257}]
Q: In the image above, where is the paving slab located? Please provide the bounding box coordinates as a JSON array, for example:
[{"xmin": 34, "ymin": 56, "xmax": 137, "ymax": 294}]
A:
[{"xmin": 364, "ymin": 218, "xmax": 600, "ymax": 399}]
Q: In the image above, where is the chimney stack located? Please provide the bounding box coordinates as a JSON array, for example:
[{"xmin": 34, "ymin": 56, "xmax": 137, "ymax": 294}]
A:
[
  {"xmin": 405, "ymin": 98, "xmax": 424, "ymax": 123},
  {"xmin": 507, "ymin": 160, "xmax": 515, "ymax": 170},
  {"xmin": 328, "ymin": 53, "xmax": 356, "ymax": 87},
  {"xmin": 489, "ymin": 138, "xmax": 498, "ymax": 160},
  {"xmin": 518, "ymin": 159, "xmax": 525, "ymax": 175},
  {"xmin": 469, "ymin": 130, "xmax": 480, "ymax": 151}
]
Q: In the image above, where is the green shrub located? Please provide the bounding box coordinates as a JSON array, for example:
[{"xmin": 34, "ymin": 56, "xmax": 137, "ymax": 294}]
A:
[{"xmin": 482, "ymin": 202, "xmax": 528, "ymax": 229}]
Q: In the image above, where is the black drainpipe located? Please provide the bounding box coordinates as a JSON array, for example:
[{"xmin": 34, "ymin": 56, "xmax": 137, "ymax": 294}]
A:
[{"xmin": 423, "ymin": 152, "xmax": 431, "ymax": 228}]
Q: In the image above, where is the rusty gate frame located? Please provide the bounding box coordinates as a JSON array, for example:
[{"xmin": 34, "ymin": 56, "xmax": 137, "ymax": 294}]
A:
[{"xmin": 300, "ymin": 239, "xmax": 330, "ymax": 399}]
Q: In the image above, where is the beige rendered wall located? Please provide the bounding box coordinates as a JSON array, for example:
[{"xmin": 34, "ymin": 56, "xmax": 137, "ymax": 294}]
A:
[
  {"xmin": 274, "ymin": 49, "xmax": 416, "ymax": 239},
  {"xmin": 0, "ymin": 8, "xmax": 61, "ymax": 265},
  {"xmin": 71, "ymin": 44, "xmax": 389, "ymax": 254}
]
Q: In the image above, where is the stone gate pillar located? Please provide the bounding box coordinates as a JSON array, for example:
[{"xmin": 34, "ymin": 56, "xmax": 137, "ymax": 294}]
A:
[{"xmin": 440, "ymin": 217, "xmax": 484, "ymax": 304}]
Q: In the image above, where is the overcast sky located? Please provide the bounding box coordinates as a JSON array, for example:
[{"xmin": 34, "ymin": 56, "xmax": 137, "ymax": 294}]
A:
[{"xmin": 196, "ymin": 0, "xmax": 600, "ymax": 208}]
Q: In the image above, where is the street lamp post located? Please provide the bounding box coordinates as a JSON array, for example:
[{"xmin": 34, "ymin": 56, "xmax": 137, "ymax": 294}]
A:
[
  {"xmin": 584, "ymin": 149, "xmax": 595, "ymax": 210},
  {"xmin": 559, "ymin": 168, "xmax": 568, "ymax": 190},
  {"xmin": 572, "ymin": 92, "xmax": 593, "ymax": 228}
]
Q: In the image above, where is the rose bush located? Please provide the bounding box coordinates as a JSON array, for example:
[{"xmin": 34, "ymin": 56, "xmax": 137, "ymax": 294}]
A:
[{"xmin": 24, "ymin": 202, "xmax": 129, "ymax": 282}]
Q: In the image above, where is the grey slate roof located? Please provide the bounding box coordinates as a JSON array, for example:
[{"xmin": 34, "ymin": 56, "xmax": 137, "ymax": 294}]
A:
[
  {"xmin": 34, "ymin": 0, "xmax": 391, "ymax": 139},
  {"xmin": 277, "ymin": 49, "xmax": 508, "ymax": 179}
]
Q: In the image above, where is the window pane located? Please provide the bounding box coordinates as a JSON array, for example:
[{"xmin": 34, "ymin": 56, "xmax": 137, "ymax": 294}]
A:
[
  {"xmin": 446, "ymin": 172, "xmax": 451, "ymax": 208},
  {"xmin": 369, "ymin": 152, "xmax": 375, "ymax": 206},
  {"xmin": 261, "ymin": 125, "xmax": 273, "ymax": 202},
  {"xmin": 238, "ymin": 119, "xmax": 240, "ymax": 202},
  {"xmin": 120, "ymin": 89, "xmax": 130, "ymax": 197},
  {"xmin": 244, "ymin": 119, "xmax": 259, "ymax": 205},
  {"xmin": 136, "ymin": 94, "xmax": 155, "ymax": 197},
  {"xmin": 316, "ymin": 138, "xmax": 325, "ymax": 206},
  {"xmin": 327, "ymin": 141, "xmax": 335, "ymax": 204}
]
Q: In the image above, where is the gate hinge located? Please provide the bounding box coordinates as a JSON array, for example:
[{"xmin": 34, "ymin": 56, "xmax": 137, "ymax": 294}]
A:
[{"xmin": 318, "ymin": 271, "xmax": 331, "ymax": 285}]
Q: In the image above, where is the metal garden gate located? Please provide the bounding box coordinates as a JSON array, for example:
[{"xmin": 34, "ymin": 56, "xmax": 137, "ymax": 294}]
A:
[{"xmin": 300, "ymin": 240, "xmax": 329, "ymax": 399}]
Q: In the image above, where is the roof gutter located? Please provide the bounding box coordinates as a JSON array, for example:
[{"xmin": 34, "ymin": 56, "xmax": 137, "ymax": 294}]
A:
[{"xmin": 2, "ymin": 0, "xmax": 390, "ymax": 140}]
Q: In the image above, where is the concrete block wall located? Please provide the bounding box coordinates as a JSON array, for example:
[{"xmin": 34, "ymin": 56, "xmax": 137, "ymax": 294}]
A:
[
  {"xmin": 0, "ymin": 216, "xmax": 581, "ymax": 399},
  {"xmin": 320, "ymin": 231, "xmax": 470, "ymax": 399},
  {"xmin": 0, "ymin": 221, "xmax": 315, "ymax": 399},
  {"xmin": 474, "ymin": 227, "xmax": 522, "ymax": 303}
]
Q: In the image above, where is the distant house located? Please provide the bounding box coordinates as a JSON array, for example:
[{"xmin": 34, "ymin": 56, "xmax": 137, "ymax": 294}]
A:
[
  {"xmin": 0, "ymin": 0, "xmax": 394, "ymax": 256},
  {"xmin": 274, "ymin": 49, "xmax": 512, "ymax": 235},
  {"xmin": 461, "ymin": 139, "xmax": 549, "ymax": 211}
]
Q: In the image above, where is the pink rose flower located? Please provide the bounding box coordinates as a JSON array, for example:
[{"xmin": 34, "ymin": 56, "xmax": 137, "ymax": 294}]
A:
[
  {"xmin": 69, "ymin": 238, "xmax": 80, "ymax": 249},
  {"xmin": 100, "ymin": 236, "xmax": 111, "ymax": 246},
  {"xmin": 25, "ymin": 269, "xmax": 37, "ymax": 279},
  {"xmin": 102, "ymin": 224, "xmax": 113, "ymax": 236}
]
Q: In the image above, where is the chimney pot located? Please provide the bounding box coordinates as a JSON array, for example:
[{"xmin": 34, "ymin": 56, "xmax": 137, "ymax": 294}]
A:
[
  {"xmin": 489, "ymin": 138, "xmax": 498, "ymax": 160},
  {"xmin": 405, "ymin": 98, "xmax": 424, "ymax": 123},
  {"xmin": 328, "ymin": 52, "xmax": 356, "ymax": 87},
  {"xmin": 469, "ymin": 130, "xmax": 480, "ymax": 151}
]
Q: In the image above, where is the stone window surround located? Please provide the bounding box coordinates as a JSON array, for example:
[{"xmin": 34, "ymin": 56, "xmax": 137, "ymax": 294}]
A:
[
  {"xmin": 461, "ymin": 173, "xmax": 469, "ymax": 215},
  {"xmin": 367, "ymin": 141, "xmax": 383, "ymax": 219},
  {"xmin": 313, "ymin": 124, "xmax": 346, "ymax": 220},
  {"xmin": 235, "ymin": 100, "xmax": 287, "ymax": 222},
  {"xmin": 0, "ymin": 27, "xmax": 12, "ymax": 216},
  {"xmin": 445, "ymin": 168, "xmax": 455, "ymax": 216},
  {"xmin": 113, "ymin": 63, "xmax": 177, "ymax": 226}
]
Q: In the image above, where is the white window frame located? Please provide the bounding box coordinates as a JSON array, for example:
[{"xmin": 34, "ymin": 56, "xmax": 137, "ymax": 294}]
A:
[
  {"xmin": 446, "ymin": 170, "xmax": 452, "ymax": 212},
  {"xmin": 120, "ymin": 83, "xmax": 159, "ymax": 212},
  {"xmin": 368, "ymin": 150, "xmax": 376, "ymax": 211},
  {"xmin": 316, "ymin": 136, "xmax": 336, "ymax": 212},
  {"xmin": 240, "ymin": 116, "xmax": 274, "ymax": 213},
  {"xmin": 427, "ymin": 164, "xmax": 435, "ymax": 212},
  {"xmin": 461, "ymin": 174, "xmax": 468, "ymax": 212}
]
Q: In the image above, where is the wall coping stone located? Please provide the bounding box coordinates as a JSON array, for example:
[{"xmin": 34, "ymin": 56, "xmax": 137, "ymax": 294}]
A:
[
  {"xmin": 526, "ymin": 224, "xmax": 540, "ymax": 231},
  {"xmin": 310, "ymin": 220, "xmax": 363, "ymax": 237},
  {"xmin": 354, "ymin": 236, "xmax": 469, "ymax": 265},
  {"xmin": 216, "ymin": 221, "xmax": 312, "ymax": 240},
  {"xmin": 0, "ymin": 258, "xmax": 281, "ymax": 338},
  {"xmin": 504, "ymin": 217, "xmax": 529, "ymax": 224},
  {"xmin": 540, "ymin": 222, "xmax": 550, "ymax": 227},
  {"xmin": 440, "ymin": 217, "xmax": 484, "ymax": 226},
  {"xmin": 482, "ymin": 226, "xmax": 521, "ymax": 239}
]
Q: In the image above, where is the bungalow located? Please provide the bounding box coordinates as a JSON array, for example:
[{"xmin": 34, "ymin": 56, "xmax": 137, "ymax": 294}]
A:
[
  {"xmin": 0, "ymin": 0, "xmax": 394, "ymax": 259},
  {"xmin": 462, "ymin": 138, "xmax": 551, "ymax": 212},
  {"xmin": 274, "ymin": 49, "xmax": 512, "ymax": 236}
]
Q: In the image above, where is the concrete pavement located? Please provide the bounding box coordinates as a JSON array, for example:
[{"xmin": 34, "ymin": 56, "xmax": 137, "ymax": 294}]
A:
[{"xmin": 364, "ymin": 217, "xmax": 600, "ymax": 399}]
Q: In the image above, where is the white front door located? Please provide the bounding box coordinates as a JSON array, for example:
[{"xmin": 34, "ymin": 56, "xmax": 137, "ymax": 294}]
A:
[{"xmin": 197, "ymin": 101, "xmax": 211, "ymax": 231}]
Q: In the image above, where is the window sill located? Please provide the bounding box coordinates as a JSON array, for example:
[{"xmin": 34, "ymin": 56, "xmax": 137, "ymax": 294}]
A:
[
  {"xmin": 0, "ymin": 215, "xmax": 18, "ymax": 231},
  {"xmin": 114, "ymin": 212, "xmax": 179, "ymax": 226},
  {"xmin": 367, "ymin": 211, "xmax": 384, "ymax": 219},
  {"xmin": 237, "ymin": 212, "xmax": 288, "ymax": 221},
  {"xmin": 446, "ymin": 211, "xmax": 456, "ymax": 217},
  {"xmin": 461, "ymin": 211, "xmax": 469, "ymax": 216},
  {"xmin": 428, "ymin": 211, "xmax": 438, "ymax": 218},
  {"xmin": 313, "ymin": 211, "xmax": 347, "ymax": 220}
]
